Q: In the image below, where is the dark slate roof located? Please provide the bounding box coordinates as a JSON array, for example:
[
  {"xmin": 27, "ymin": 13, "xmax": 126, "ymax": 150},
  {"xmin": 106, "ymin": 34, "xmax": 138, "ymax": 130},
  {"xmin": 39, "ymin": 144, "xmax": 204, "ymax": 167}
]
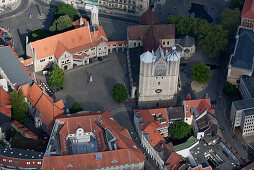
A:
[
  {"xmin": 0, "ymin": 113, "xmax": 11, "ymax": 125},
  {"xmin": 243, "ymin": 108, "xmax": 254, "ymax": 116},
  {"xmin": 233, "ymin": 98, "xmax": 254, "ymax": 111},
  {"xmin": 0, "ymin": 145, "xmax": 43, "ymax": 160},
  {"xmin": 0, "ymin": 47, "xmax": 32, "ymax": 86},
  {"xmin": 178, "ymin": 36, "xmax": 195, "ymax": 47},
  {"xmin": 230, "ymin": 28, "xmax": 254, "ymax": 70},
  {"xmin": 167, "ymin": 106, "xmax": 184, "ymax": 120},
  {"xmin": 175, "ymin": 45, "xmax": 183, "ymax": 52},
  {"xmin": 241, "ymin": 75, "xmax": 254, "ymax": 98}
]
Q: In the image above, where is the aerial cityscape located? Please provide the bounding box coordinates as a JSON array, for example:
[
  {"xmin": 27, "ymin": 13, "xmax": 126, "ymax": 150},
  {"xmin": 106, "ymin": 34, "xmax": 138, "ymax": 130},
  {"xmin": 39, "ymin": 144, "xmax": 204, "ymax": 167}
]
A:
[{"xmin": 0, "ymin": 0, "xmax": 253, "ymax": 169}]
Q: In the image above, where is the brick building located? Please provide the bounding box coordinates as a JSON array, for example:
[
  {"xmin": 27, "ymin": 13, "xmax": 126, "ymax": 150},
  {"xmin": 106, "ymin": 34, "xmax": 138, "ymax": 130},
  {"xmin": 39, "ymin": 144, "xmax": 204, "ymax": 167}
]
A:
[{"xmin": 241, "ymin": 0, "xmax": 254, "ymax": 30}]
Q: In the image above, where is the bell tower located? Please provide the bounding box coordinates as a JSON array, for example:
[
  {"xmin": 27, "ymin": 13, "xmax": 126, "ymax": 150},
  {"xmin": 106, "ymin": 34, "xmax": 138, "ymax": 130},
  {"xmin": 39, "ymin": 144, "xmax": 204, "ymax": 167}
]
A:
[{"xmin": 90, "ymin": 5, "xmax": 99, "ymax": 26}]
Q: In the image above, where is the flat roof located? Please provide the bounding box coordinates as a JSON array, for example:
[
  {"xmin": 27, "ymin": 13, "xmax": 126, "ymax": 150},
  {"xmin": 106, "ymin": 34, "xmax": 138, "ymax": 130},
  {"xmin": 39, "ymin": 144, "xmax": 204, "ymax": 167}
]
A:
[
  {"xmin": 232, "ymin": 98, "xmax": 254, "ymax": 111},
  {"xmin": 0, "ymin": 47, "xmax": 32, "ymax": 86},
  {"xmin": 190, "ymin": 140, "xmax": 241, "ymax": 169}
]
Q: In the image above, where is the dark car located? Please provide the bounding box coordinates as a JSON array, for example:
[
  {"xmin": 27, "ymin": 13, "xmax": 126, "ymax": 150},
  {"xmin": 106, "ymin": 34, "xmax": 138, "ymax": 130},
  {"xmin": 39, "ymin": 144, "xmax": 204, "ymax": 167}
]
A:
[
  {"xmin": 97, "ymin": 57, "xmax": 102, "ymax": 61},
  {"xmin": 180, "ymin": 69, "xmax": 187, "ymax": 73},
  {"xmin": 5, "ymin": 37, "xmax": 11, "ymax": 41}
]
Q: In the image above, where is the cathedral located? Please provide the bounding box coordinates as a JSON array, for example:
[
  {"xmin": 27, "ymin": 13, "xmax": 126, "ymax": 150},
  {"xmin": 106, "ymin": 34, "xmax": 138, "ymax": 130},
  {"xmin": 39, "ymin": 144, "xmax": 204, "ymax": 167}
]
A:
[
  {"xmin": 128, "ymin": 8, "xmax": 181, "ymax": 107},
  {"xmin": 138, "ymin": 47, "xmax": 180, "ymax": 107}
]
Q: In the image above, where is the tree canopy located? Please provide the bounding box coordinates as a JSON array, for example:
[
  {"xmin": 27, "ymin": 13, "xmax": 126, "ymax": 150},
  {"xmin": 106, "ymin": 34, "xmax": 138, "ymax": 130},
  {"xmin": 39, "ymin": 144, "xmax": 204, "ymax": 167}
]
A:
[
  {"xmin": 223, "ymin": 81, "xmax": 237, "ymax": 96},
  {"xmin": 69, "ymin": 102, "xmax": 83, "ymax": 113},
  {"xmin": 10, "ymin": 90, "xmax": 29, "ymax": 124},
  {"xmin": 230, "ymin": 0, "xmax": 244, "ymax": 9},
  {"xmin": 221, "ymin": 8, "xmax": 240, "ymax": 35},
  {"xmin": 49, "ymin": 15, "xmax": 73, "ymax": 32},
  {"xmin": 170, "ymin": 121, "xmax": 191, "ymax": 141},
  {"xmin": 192, "ymin": 62, "xmax": 210, "ymax": 84},
  {"xmin": 55, "ymin": 3, "xmax": 79, "ymax": 21},
  {"xmin": 112, "ymin": 84, "xmax": 128, "ymax": 103},
  {"xmin": 167, "ymin": 15, "xmax": 228, "ymax": 58},
  {"xmin": 48, "ymin": 66, "xmax": 65, "ymax": 88}
]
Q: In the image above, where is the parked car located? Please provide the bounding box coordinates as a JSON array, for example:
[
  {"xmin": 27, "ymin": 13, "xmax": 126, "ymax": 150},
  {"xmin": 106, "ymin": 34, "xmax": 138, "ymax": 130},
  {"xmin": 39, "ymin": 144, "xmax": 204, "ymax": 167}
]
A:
[
  {"xmin": 4, "ymin": 37, "xmax": 11, "ymax": 41},
  {"xmin": 28, "ymin": 13, "xmax": 32, "ymax": 18},
  {"xmin": 2, "ymin": 32, "xmax": 8, "ymax": 37},
  {"xmin": 105, "ymin": 10, "xmax": 113, "ymax": 14},
  {"xmin": 180, "ymin": 68, "xmax": 187, "ymax": 73},
  {"xmin": 0, "ymin": 30, "xmax": 4, "ymax": 34},
  {"xmin": 97, "ymin": 57, "xmax": 102, "ymax": 61},
  {"xmin": 5, "ymin": 43, "xmax": 12, "ymax": 47}
]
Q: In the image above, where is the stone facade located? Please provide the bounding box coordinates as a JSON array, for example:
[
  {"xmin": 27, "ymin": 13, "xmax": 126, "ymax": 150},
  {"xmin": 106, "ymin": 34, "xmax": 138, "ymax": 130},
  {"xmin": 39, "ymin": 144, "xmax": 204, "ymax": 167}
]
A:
[
  {"xmin": 227, "ymin": 66, "xmax": 252, "ymax": 86},
  {"xmin": 138, "ymin": 47, "xmax": 180, "ymax": 107}
]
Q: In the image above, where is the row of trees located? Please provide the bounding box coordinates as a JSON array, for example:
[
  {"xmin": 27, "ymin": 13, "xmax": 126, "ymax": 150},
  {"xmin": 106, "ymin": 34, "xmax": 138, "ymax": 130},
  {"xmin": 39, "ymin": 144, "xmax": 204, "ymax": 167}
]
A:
[{"xmin": 167, "ymin": 8, "xmax": 240, "ymax": 58}]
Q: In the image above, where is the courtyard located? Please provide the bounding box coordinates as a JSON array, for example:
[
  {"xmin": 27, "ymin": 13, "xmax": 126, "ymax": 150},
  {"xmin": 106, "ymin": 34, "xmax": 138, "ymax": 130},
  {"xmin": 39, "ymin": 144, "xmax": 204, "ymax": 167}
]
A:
[{"xmin": 54, "ymin": 51, "xmax": 129, "ymax": 112}]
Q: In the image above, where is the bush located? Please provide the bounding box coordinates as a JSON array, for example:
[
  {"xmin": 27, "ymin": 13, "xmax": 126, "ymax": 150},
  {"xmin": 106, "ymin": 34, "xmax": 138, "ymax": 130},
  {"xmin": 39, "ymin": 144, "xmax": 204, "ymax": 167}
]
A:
[
  {"xmin": 191, "ymin": 63, "xmax": 210, "ymax": 84},
  {"xmin": 5, "ymin": 128, "xmax": 17, "ymax": 141},
  {"xmin": 223, "ymin": 82, "xmax": 237, "ymax": 96},
  {"xmin": 48, "ymin": 66, "xmax": 65, "ymax": 88},
  {"xmin": 69, "ymin": 102, "xmax": 83, "ymax": 113},
  {"xmin": 10, "ymin": 90, "xmax": 29, "ymax": 124},
  {"xmin": 28, "ymin": 29, "xmax": 52, "ymax": 42},
  {"xmin": 170, "ymin": 121, "xmax": 191, "ymax": 141},
  {"xmin": 112, "ymin": 84, "xmax": 128, "ymax": 103}
]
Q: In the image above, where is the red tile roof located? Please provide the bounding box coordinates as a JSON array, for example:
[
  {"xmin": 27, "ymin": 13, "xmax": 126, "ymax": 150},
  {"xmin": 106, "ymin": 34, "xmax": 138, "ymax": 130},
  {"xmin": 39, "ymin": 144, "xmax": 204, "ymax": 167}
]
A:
[
  {"xmin": 31, "ymin": 25, "xmax": 107, "ymax": 59},
  {"xmin": 21, "ymin": 57, "xmax": 33, "ymax": 66},
  {"xmin": 21, "ymin": 83, "xmax": 64, "ymax": 130},
  {"xmin": 184, "ymin": 98, "xmax": 214, "ymax": 118},
  {"xmin": 241, "ymin": 0, "xmax": 254, "ymax": 19},
  {"xmin": 43, "ymin": 111, "xmax": 145, "ymax": 169},
  {"xmin": 166, "ymin": 152, "xmax": 184, "ymax": 170},
  {"xmin": 73, "ymin": 17, "xmax": 88, "ymax": 28},
  {"xmin": 143, "ymin": 122, "xmax": 164, "ymax": 147},
  {"xmin": 0, "ymin": 155, "xmax": 42, "ymax": 169},
  {"xmin": 134, "ymin": 108, "xmax": 169, "ymax": 130},
  {"xmin": 107, "ymin": 41, "xmax": 128, "ymax": 45},
  {"xmin": 0, "ymin": 87, "xmax": 11, "ymax": 118}
]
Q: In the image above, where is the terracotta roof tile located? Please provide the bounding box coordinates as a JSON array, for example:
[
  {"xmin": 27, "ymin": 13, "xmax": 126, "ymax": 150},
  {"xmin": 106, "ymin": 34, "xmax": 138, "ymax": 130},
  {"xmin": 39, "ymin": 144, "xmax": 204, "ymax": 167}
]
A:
[
  {"xmin": 21, "ymin": 58, "xmax": 33, "ymax": 66},
  {"xmin": 43, "ymin": 111, "xmax": 145, "ymax": 169},
  {"xmin": 143, "ymin": 122, "xmax": 164, "ymax": 147},
  {"xmin": 241, "ymin": 0, "xmax": 254, "ymax": 19},
  {"xmin": 166, "ymin": 152, "xmax": 183, "ymax": 169},
  {"xmin": 184, "ymin": 98, "xmax": 214, "ymax": 118},
  {"xmin": 10, "ymin": 120, "xmax": 38, "ymax": 140},
  {"xmin": 72, "ymin": 17, "xmax": 88, "ymax": 28},
  {"xmin": 0, "ymin": 155, "xmax": 42, "ymax": 169},
  {"xmin": 31, "ymin": 25, "xmax": 107, "ymax": 59},
  {"xmin": 140, "ymin": 9, "xmax": 159, "ymax": 25},
  {"xmin": 0, "ymin": 87, "xmax": 11, "ymax": 118},
  {"xmin": 54, "ymin": 41, "xmax": 71, "ymax": 59}
]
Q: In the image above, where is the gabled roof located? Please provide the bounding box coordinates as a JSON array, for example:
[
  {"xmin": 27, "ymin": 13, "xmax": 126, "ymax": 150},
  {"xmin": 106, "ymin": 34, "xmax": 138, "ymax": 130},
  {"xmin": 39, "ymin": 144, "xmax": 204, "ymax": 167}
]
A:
[
  {"xmin": 230, "ymin": 28, "xmax": 254, "ymax": 70},
  {"xmin": 188, "ymin": 165, "xmax": 212, "ymax": 170},
  {"xmin": 0, "ymin": 87, "xmax": 11, "ymax": 118},
  {"xmin": 143, "ymin": 122, "xmax": 164, "ymax": 147},
  {"xmin": 134, "ymin": 108, "xmax": 169, "ymax": 130},
  {"xmin": 166, "ymin": 152, "xmax": 184, "ymax": 170},
  {"xmin": 21, "ymin": 83, "xmax": 64, "ymax": 130},
  {"xmin": 140, "ymin": 8, "xmax": 159, "ymax": 25},
  {"xmin": 43, "ymin": 111, "xmax": 145, "ymax": 169},
  {"xmin": 241, "ymin": 0, "xmax": 254, "ymax": 19},
  {"xmin": 184, "ymin": 98, "xmax": 214, "ymax": 118},
  {"xmin": 0, "ymin": 46, "xmax": 32, "ymax": 86},
  {"xmin": 31, "ymin": 25, "xmax": 107, "ymax": 59},
  {"xmin": 178, "ymin": 36, "xmax": 195, "ymax": 47}
]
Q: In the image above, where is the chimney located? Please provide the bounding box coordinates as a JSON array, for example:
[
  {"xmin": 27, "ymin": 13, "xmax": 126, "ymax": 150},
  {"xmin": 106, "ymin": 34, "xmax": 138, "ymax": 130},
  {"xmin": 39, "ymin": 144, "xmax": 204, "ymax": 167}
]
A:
[{"xmin": 79, "ymin": 16, "xmax": 84, "ymax": 27}]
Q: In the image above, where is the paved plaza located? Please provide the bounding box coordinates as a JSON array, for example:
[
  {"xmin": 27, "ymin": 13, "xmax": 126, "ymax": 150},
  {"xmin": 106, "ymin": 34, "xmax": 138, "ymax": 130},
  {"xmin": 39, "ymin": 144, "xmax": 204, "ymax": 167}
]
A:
[{"xmin": 54, "ymin": 52, "xmax": 129, "ymax": 112}]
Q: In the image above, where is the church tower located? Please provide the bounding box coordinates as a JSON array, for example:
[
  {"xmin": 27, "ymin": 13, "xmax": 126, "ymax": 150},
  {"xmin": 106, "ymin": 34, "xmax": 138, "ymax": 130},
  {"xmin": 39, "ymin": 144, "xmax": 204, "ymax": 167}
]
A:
[
  {"xmin": 90, "ymin": 5, "xmax": 99, "ymax": 26},
  {"xmin": 138, "ymin": 46, "xmax": 181, "ymax": 107}
]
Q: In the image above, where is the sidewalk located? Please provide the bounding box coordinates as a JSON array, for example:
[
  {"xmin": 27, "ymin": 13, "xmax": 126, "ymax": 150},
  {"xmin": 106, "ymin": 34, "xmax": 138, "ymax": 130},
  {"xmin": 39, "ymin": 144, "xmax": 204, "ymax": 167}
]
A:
[{"xmin": 0, "ymin": 0, "xmax": 21, "ymax": 15}]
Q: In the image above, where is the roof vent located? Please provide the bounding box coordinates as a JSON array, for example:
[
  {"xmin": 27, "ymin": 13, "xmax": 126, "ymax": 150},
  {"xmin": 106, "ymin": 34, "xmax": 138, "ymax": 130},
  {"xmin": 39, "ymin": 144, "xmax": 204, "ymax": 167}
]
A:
[
  {"xmin": 96, "ymin": 153, "xmax": 102, "ymax": 160},
  {"xmin": 112, "ymin": 159, "xmax": 118, "ymax": 163},
  {"xmin": 67, "ymin": 164, "xmax": 73, "ymax": 167}
]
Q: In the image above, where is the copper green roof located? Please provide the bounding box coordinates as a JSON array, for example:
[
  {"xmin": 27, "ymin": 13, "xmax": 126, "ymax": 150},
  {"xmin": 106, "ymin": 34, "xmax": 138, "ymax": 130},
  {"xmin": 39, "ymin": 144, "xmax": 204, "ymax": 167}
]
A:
[{"xmin": 173, "ymin": 136, "xmax": 198, "ymax": 152}]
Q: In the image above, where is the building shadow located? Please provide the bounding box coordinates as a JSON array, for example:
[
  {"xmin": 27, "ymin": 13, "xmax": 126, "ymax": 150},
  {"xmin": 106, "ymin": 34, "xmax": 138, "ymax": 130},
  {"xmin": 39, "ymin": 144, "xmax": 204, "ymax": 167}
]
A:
[{"xmin": 104, "ymin": 76, "xmax": 117, "ymax": 100}]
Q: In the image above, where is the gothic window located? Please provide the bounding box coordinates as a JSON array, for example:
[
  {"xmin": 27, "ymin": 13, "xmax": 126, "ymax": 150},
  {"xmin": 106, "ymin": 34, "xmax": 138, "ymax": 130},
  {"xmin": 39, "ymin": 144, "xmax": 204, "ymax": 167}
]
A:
[{"xmin": 154, "ymin": 60, "xmax": 167, "ymax": 76}]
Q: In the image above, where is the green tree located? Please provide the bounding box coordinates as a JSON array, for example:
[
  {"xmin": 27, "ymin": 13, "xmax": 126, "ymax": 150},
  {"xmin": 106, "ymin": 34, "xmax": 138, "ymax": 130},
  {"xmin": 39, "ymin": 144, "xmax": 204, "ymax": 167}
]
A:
[
  {"xmin": 49, "ymin": 15, "xmax": 73, "ymax": 32},
  {"xmin": 192, "ymin": 62, "xmax": 210, "ymax": 84},
  {"xmin": 230, "ymin": 0, "xmax": 244, "ymax": 9},
  {"xmin": 5, "ymin": 128, "xmax": 17, "ymax": 141},
  {"xmin": 221, "ymin": 8, "xmax": 240, "ymax": 35},
  {"xmin": 223, "ymin": 82, "xmax": 237, "ymax": 96},
  {"xmin": 69, "ymin": 102, "xmax": 83, "ymax": 113},
  {"xmin": 167, "ymin": 15, "xmax": 193, "ymax": 36},
  {"xmin": 55, "ymin": 3, "xmax": 79, "ymax": 21},
  {"xmin": 170, "ymin": 121, "xmax": 191, "ymax": 140},
  {"xmin": 112, "ymin": 84, "xmax": 128, "ymax": 103},
  {"xmin": 199, "ymin": 25, "xmax": 228, "ymax": 58},
  {"xmin": 192, "ymin": 18, "xmax": 211, "ymax": 40},
  {"xmin": 10, "ymin": 90, "xmax": 29, "ymax": 124},
  {"xmin": 48, "ymin": 66, "xmax": 65, "ymax": 88}
]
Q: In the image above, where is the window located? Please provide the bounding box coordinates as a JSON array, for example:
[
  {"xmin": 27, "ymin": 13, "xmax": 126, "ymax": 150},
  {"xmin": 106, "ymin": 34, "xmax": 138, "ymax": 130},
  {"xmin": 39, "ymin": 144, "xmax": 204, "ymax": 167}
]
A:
[
  {"xmin": 9, "ymin": 160, "xmax": 12, "ymax": 163},
  {"xmin": 92, "ymin": 48, "xmax": 95, "ymax": 50},
  {"xmin": 27, "ymin": 162, "xmax": 30, "ymax": 165},
  {"xmin": 15, "ymin": 161, "xmax": 19, "ymax": 164},
  {"xmin": 40, "ymin": 59, "xmax": 45, "ymax": 62},
  {"xmin": 49, "ymin": 56, "xmax": 52, "ymax": 59},
  {"xmin": 163, "ymin": 42, "xmax": 165, "ymax": 45},
  {"xmin": 158, "ymin": 82, "xmax": 160, "ymax": 85},
  {"xmin": 78, "ymin": 52, "xmax": 82, "ymax": 54},
  {"xmin": 3, "ymin": 159, "xmax": 6, "ymax": 162},
  {"xmin": 37, "ymin": 162, "xmax": 42, "ymax": 165},
  {"xmin": 134, "ymin": 42, "xmax": 136, "ymax": 46}
]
